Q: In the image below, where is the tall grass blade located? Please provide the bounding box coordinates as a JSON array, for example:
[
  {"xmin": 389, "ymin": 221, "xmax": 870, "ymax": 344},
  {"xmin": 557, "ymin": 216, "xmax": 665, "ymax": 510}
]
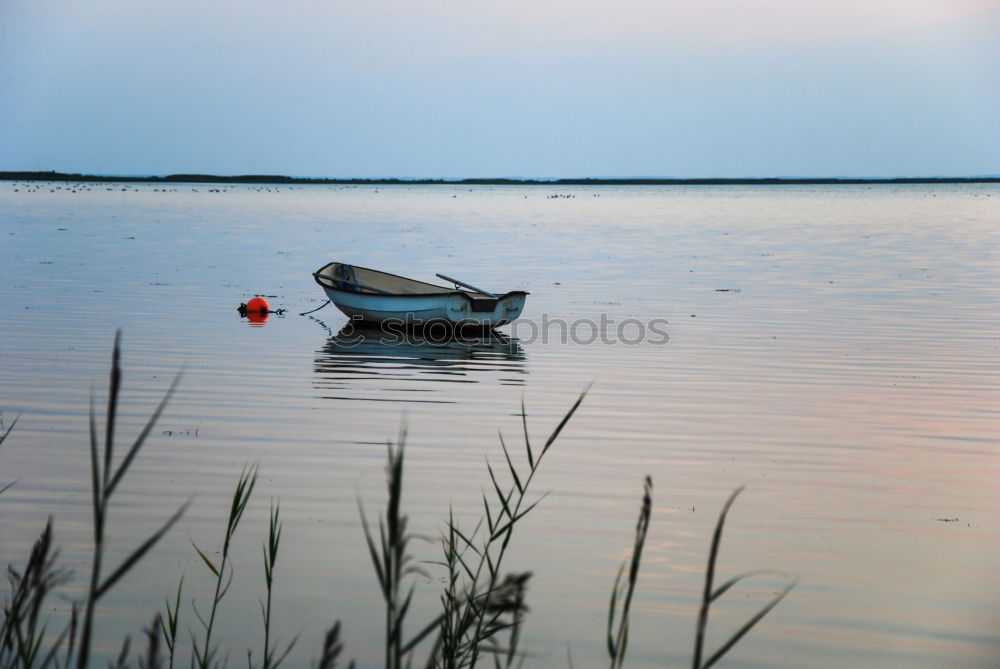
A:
[
  {"xmin": 24, "ymin": 630, "xmax": 45, "ymax": 666},
  {"xmin": 358, "ymin": 437, "xmax": 415, "ymax": 669},
  {"xmin": 359, "ymin": 501, "xmax": 387, "ymax": 592},
  {"xmin": 701, "ymin": 580, "xmax": 796, "ymax": 669},
  {"xmin": 486, "ymin": 461, "xmax": 513, "ymax": 521},
  {"xmin": 95, "ymin": 499, "xmax": 191, "ymax": 600},
  {"xmin": 0, "ymin": 414, "xmax": 21, "ymax": 494},
  {"xmin": 420, "ymin": 394, "xmax": 586, "ymax": 669},
  {"xmin": 192, "ymin": 601, "xmax": 210, "ymax": 629},
  {"xmin": 489, "ymin": 493, "xmax": 550, "ymax": 543},
  {"xmin": 217, "ymin": 568, "xmax": 236, "ymax": 603},
  {"xmin": 226, "ymin": 464, "xmax": 259, "ymax": 547},
  {"xmin": 192, "ymin": 541, "xmax": 220, "ymax": 578},
  {"xmin": 606, "ymin": 566, "xmax": 624, "ymax": 659},
  {"xmin": 78, "ymin": 334, "xmax": 184, "ymax": 669},
  {"xmin": 497, "ymin": 431, "xmax": 523, "ymax": 495},
  {"xmin": 65, "ymin": 604, "xmax": 78, "ymax": 668},
  {"xmin": 540, "ymin": 386, "xmax": 589, "ymax": 458},
  {"xmin": 105, "ymin": 370, "xmax": 183, "ymax": 497},
  {"xmin": 261, "ymin": 500, "xmax": 292, "ymax": 669},
  {"xmin": 693, "ymin": 486, "xmax": 742, "ymax": 669},
  {"xmin": 103, "ymin": 329, "xmax": 121, "ymax": 491},
  {"xmin": 87, "ymin": 392, "xmax": 102, "ymax": 530},
  {"xmin": 520, "ymin": 399, "xmax": 533, "ymax": 470},
  {"xmin": 110, "ymin": 633, "xmax": 130, "ymax": 669},
  {"xmin": 160, "ymin": 578, "xmax": 183, "ymax": 669},
  {"xmin": 0, "ymin": 412, "xmax": 19, "ymax": 446},
  {"xmin": 483, "ymin": 495, "xmax": 496, "ymax": 535},
  {"xmin": 317, "ymin": 621, "xmax": 344, "ymax": 669},
  {"xmin": 710, "ymin": 570, "xmax": 785, "ymax": 603},
  {"xmin": 692, "ymin": 486, "xmax": 794, "ymax": 669},
  {"xmin": 269, "ymin": 634, "xmax": 300, "ymax": 669},
  {"xmin": 1, "ymin": 518, "xmax": 69, "ymax": 668},
  {"xmin": 140, "ymin": 614, "xmax": 162, "ymax": 669},
  {"xmin": 448, "ymin": 521, "xmax": 482, "ymax": 558},
  {"xmin": 401, "ymin": 609, "xmax": 450, "ymax": 656},
  {"xmin": 79, "ymin": 394, "xmax": 107, "ymax": 668},
  {"xmin": 193, "ymin": 465, "xmax": 258, "ymax": 668},
  {"xmin": 36, "ymin": 623, "xmax": 70, "ymax": 668},
  {"xmin": 0, "ymin": 412, "xmax": 17, "ymax": 492},
  {"xmin": 607, "ymin": 477, "xmax": 652, "ymax": 669}
]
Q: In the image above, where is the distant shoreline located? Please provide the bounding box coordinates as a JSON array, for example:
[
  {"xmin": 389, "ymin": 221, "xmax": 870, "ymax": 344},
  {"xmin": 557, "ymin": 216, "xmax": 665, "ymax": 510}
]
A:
[{"xmin": 2, "ymin": 170, "xmax": 999, "ymax": 185}]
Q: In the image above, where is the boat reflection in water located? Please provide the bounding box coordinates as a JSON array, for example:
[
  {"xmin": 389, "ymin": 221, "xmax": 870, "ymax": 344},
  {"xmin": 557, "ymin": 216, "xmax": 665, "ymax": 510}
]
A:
[{"xmin": 313, "ymin": 322, "xmax": 527, "ymax": 404}]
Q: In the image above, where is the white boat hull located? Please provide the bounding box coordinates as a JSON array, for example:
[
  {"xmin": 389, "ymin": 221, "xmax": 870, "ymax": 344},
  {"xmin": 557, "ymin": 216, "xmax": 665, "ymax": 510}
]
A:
[{"xmin": 314, "ymin": 262, "xmax": 527, "ymax": 329}]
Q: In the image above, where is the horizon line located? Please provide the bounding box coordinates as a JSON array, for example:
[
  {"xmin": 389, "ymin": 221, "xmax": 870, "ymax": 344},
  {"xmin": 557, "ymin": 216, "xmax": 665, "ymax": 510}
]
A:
[{"xmin": 2, "ymin": 170, "xmax": 999, "ymax": 185}]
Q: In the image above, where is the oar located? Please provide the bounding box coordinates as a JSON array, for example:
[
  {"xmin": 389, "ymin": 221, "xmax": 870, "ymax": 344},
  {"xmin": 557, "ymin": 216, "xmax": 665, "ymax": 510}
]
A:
[{"xmin": 436, "ymin": 273, "xmax": 498, "ymax": 298}]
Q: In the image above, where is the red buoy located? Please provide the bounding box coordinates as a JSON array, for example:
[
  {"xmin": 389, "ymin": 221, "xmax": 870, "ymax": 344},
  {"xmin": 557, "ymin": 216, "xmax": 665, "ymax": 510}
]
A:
[{"xmin": 246, "ymin": 296, "xmax": 269, "ymax": 313}]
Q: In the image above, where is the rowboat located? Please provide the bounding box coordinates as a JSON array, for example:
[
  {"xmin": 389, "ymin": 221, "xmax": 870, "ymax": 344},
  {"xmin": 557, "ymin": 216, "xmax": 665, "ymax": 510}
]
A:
[{"xmin": 313, "ymin": 262, "xmax": 527, "ymax": 328}]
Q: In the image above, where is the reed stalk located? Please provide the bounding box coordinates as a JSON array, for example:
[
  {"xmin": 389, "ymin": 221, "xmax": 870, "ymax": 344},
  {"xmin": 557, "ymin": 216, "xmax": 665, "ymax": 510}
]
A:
[
  {"xmin": 0, "ymin": 518, "xmax": 71, "ymax": 668},
  {"xmin": 76, "ymin": 330, "xmax": 190, "ymax": 668},
  {"xmin": 259, "ymin": 501, "xmax": 297, "ymax": 669},
  {"xmin": 397, "ymin": 390, "xmax": 588, "ymax": 669},
  {"xmin": 0, "ymin": 413, "xmax": 19, "ymax": 496},
  {"xmin": 692, "ymin": 487, "xmax": 796, "ymax": 669},
  {"xmin": 191, "ymin": 464, "xmax": 258, "ymax": 668},
  {"xmin": 359, "ymin": 433, "xmax": 422, "ymax": 669},
  {"xmin": 158, "ymin": 578, "xmax": 183, "ymax": 669},
  {"xmin": 606, "ymin": 476, "xmax": 652, "ymax": 669},
  {"xmin": 317, "ymin": 621, "xmax": 354, "ymax": 669},
  {"xmin": 139, "ymin": 614, "xmax": 162, "ymax": 669},
  {"xmin": 463, "ymin": 392, "xmax": 587, "ymax": 668}
]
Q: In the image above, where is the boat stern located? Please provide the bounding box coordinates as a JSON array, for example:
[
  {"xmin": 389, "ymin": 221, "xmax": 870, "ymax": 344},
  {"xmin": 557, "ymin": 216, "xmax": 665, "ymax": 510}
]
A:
[{"xmin": 448, "ymin": 291, "xmax": 528, "ymax": 327}]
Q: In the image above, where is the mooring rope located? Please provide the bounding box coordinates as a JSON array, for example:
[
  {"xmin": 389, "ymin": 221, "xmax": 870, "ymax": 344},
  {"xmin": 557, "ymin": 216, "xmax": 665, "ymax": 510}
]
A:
[{"xmin": 299, "ymin": 300, "xmax": 331, "ymax": 316}]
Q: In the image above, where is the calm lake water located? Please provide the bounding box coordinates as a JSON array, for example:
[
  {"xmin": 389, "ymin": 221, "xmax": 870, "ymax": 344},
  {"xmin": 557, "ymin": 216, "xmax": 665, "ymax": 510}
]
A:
[{"xmin": 1, "ymin": 182, "xmax": 998, "ymax": 667}]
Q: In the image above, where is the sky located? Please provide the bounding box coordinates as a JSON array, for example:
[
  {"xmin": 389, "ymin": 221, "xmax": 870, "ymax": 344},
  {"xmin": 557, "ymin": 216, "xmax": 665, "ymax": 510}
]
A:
[{"xmin": 1, "ymin": 0, "xmax": 999, "ymax": 178}]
